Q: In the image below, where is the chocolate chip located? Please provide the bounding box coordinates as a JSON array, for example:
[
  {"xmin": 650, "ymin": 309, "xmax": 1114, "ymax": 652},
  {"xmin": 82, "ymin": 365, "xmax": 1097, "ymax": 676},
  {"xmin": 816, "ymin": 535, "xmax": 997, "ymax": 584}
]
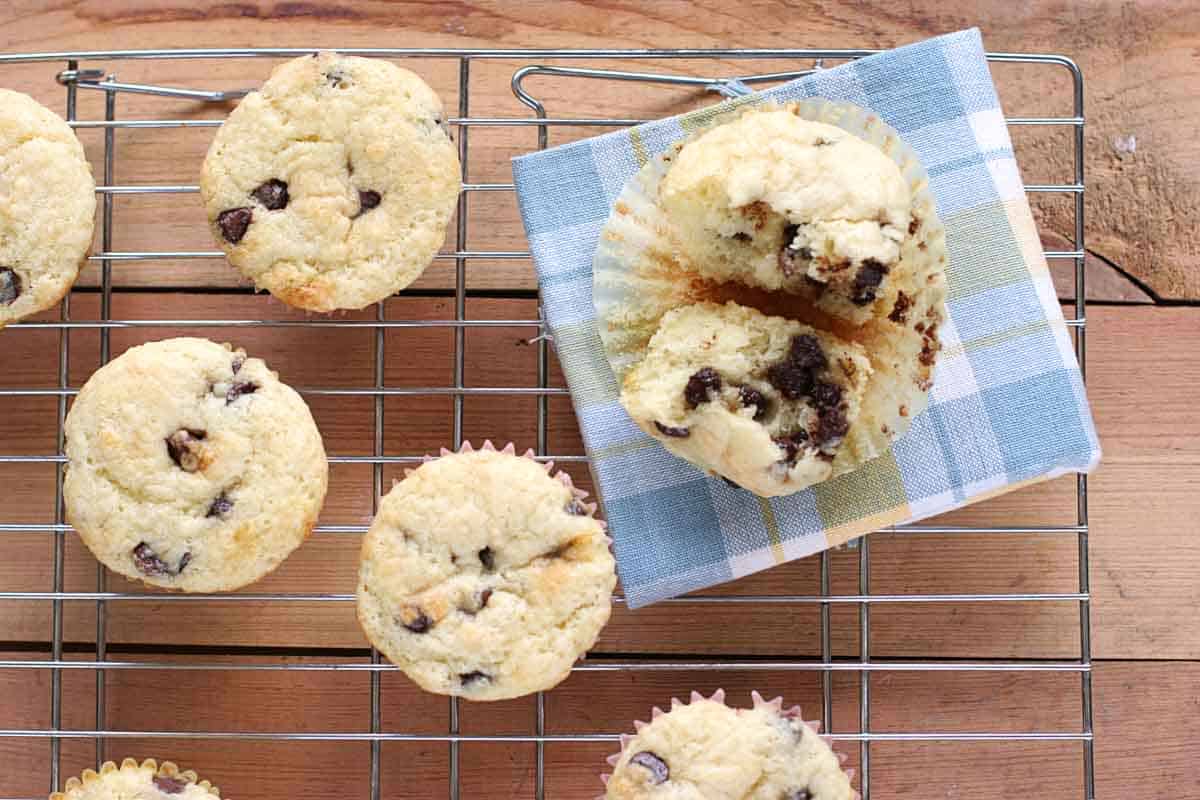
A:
[
  {"xmin": 565, "ymin": 500, "xmax": 588, "ymax": 516},
  {"xmin": 217, "ymin": 207, "xmax": 252, "ymax": 244},
  {"xmin": 684, "ymin": 367, "xmax": 722, "ymax": 409},
  {"xmin": 403, "ymin": 610, "xmax": 433, "ymax": 634},
  {"xmin": 0, "ymin": 268, "xmax": 21, "ymax": 305},
  {"xmin": 459, "ymin": 670, "xmax": 490, "ymax": 686},
  {"xmin": 629, "ymin": 751, "xmax": 669, "ymax": 784},
  {"xmin": 153, "ymin": 775, "xmax": 188, "ymax": 794},
  {"xmin": 654, "ymin": 421, "xmax": 691, "ymax": 438},
  {"xmin": 357, "ymin": 190, "xmax": 382, "ymax": 216},
  {"xmin": 478, "ymin": 547, "xmax": 495, "ymax": 571},
  {"xmin": 132, "ymin": 542, "xmax": 170, "ymax": 576},
  {"xmin": 767, "ymin": 361, "xmax": 814, "ymax": 400},
  {"xmin": 165, "ymin": 428, "xmax": 206, "ymax": 472},
  {"xmin": 777, "ymin": 224, "xmax": 811, "ymax": 278},
  {"xmin": 909, "ymin": 217, "xmax": 920, "ymax": 235},
  {"xmin": 774, "ymin": 430, "xmax": 809, "ymax": 465},
  {"xmin": 814, "ymin": 406, "xmax": 850, "ymax": 448},
  {"xmin": 231, "ymin": 355, "xmax": 245, "ymax": 374},
  {"xmin": 731, "ymin": 232, "xmax": 752, "ymax": 242},
  {"xmin": 207, "ymin": 492, "xmax": 234, "ymax": 518},
  {"xmin": 250, "ymin": 178, "xmax": 289, "ymax": 211},
  {"xmin": 225, "ymin": 381, "xmax": 259, "ymax": 404},
  {"xmin": 787, "ymin": 334, "xmax": 827, "ymax": 371},
  {"xmin": 889, "ymin": 290, "xmax": 912, "ymax": 324},
  {"xmin": 787, "ymin": 791, "xmax": 811, "ymax": 800},
  {"xmin": 736, "ymin": 385, "xmax": 768, "ymax": 421},
  {"xmin": 463, "ymin": 587, "xmax": 494, "ymax": 615},
  {"xmin": 325, "ymin": 69, "xmax": 347, "ymax": 88},
  {"xmin": 811, "ymin": 381, "xmax": 843, "ymax": 410},
  {"xmin": 177, "ymin": 552, "xmax": 192, "ymax": 574},
  {"xmin": 851, "ymin": 258, "xmax": 889, "ymax": 305}
]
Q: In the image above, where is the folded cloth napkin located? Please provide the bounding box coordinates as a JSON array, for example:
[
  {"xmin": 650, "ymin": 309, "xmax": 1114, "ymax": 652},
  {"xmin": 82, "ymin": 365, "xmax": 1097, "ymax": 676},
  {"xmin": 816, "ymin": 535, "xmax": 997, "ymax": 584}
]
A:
[{"xmin": 511, "ymin": 28, "xmax": 1101, "ymax": 608}]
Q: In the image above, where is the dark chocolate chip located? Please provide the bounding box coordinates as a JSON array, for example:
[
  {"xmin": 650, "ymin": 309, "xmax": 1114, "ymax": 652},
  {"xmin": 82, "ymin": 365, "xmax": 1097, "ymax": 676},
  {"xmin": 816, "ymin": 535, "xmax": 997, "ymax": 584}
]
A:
[
  {"xmin": 908, "ymin": 217, "xmax": 920, "ymax": 235},
  {"xmin": 629, "ymin": 751, "xmax": 669, "ymax": 784},
  {"xmin": 814, "ymin": 406, "xmax": 850, "ymax": 447},
  {"xmin": 403, "ymin": 610, "xmax": 433, "ymax": 634},
  {"xmin": 459, "ymin": 670, "xmax": 490, "ymax": 686},
  {"xmin": 225, "ymin": 381, "xmax": 259, "ymax": 404},
  {"xmin": 737, "ymin": 385, "xmax": 769, "ymax": 421},
  {"xmin": 684, "ymin": 367, "xmax": 722, "ymax": 409},
  {"xmin": 153, "ymin": 775, "xmax": 189, "ymax": 794},
  {"xmin": 731, "ymin": 232, "xmax": 752, "ymax": 242},
  {"xmin": 231, "ymin": 355, "xmax": 245, "ymax": 374},
  {"xmin": 250, "ymin": 179, "xmax": 289, "ymax": 211},
  {"xmin": 777, "ymin": 224, "xmax": 805, "ymax": 277},
  {"xmin": 654, "ymin": 421, "xmax": 691, "ymax": 438},
  {"xmin": 478, "ymin": 546, "xmax": 495, "ymax": 571},
  {"xmin": 811, "ymin": 381, "xmax": 843, "ymax": 411},
  {"xmin": 0, "ymin": 267, "xmax": 21, "ymax": 305},
  {"xmin": 132, "ymin": 542, "xmax": 170, "ymax": 576},
  {"xmin": 325, "ymin": 69, "xmax": 347, "ymax": 87},
  {"xmin": 787, "ymin": 334, "xmax": 827, "ymax": 371},
  {"xmin": 767, "ymin": 361, "xmax": 814, "ymax": 401},
  {"xmin": 774, "ymin": 430, "xmax": 810, "ymax": 465},
  {"xmin": 850, "ymin": 258, "xmax": 890, "ymax": 305},
  {"xmin": 565, "ymin": 499, "xmax": 588, "ymax": 516},
  {"xmin": 177, "ymin": 551, "xmax": 192, "ymax": 574},
  {"xmin": 477, "ymin": 588, "xmax": 493, "ymax": 611},
  {"xmin": 165, "ymin": 428, "xmax": 207, "ymax": 472},
  {"xmin": 207, "ymin": 492, "xmax": 234, "ymax": 518},
  {"xmin": 357, "ymin": 190, "xmax": 382, "ymax": 216},
  {"xmin": 889, "ymin": 290, "xmax": 912, "ymax": 324},
  {"xmin": 217, "ymin": 207, "xmax": 253, "ymax": 244},
  {"xmin": 463, "ymin": 588, "xmax": 494, "ymax": 615}
]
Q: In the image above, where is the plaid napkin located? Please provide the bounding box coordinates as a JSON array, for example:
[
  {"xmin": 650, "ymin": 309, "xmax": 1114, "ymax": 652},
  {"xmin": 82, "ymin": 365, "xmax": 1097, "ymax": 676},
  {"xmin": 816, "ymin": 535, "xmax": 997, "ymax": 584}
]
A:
[{"xmin": 511, "ymin": 28, "xmax": 1101, "ymax": 608}]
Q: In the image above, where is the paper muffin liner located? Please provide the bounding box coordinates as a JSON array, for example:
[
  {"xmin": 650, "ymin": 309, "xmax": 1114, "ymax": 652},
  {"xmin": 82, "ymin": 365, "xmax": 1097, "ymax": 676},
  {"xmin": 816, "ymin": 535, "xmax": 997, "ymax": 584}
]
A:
[
  {"xmin": 598, "ymin": 689, "xmax": 858, "ymax": 800},
  {"xmin": 407, "ymin": 438, "xmax": 609, "ymax": 535},
  {"xmin": 52, "ymin": 758, "xmax": 220, "ymax": 800},
  {"xmin": 593, "ymin": 97, "xmax": 948, "ymax": 472}
]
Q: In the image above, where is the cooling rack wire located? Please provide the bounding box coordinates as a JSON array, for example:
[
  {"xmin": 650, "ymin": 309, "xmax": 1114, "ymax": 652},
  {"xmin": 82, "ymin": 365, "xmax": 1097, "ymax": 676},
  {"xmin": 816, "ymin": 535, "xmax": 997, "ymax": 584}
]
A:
[{"xmin": 0, "ymin": 47, "xmax": 1091, "ymax": 800}]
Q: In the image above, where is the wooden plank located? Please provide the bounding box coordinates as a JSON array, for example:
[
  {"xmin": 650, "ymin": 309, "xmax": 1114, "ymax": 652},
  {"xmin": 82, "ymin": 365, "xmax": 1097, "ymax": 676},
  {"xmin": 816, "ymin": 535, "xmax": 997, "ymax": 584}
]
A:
[
  {"xmin": 6, "ymin": 654, "xmax": 1182, "ymax": 799},
  {"xmin": 3, "ymin": 1, "xmax": 1192, "ymax": 297},
  {"xmin": 1088, "ymin": 305, "xmax": 1200, "ymax": 660},
  {"xmin": 3, "ymin": 300, "xmax": 1191, "ymax": 663}
]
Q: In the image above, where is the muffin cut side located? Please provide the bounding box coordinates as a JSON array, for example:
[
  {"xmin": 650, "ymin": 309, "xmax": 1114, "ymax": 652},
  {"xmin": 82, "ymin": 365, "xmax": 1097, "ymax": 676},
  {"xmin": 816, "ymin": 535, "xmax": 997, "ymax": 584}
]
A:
[{"xmin": 621, "ymin": 302, "xmax": 872, "ymax": 496}]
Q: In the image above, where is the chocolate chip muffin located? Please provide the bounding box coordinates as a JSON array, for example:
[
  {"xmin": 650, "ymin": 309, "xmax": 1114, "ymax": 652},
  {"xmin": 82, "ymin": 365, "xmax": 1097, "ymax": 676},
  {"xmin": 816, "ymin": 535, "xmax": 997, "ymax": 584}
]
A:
[
  {"xmin": 0, "ymin": 89, "xmax": 95, "ymax": 327},
  {"xmin": 659, "ymin": 105, "xmax": 912, "ymax": 325},
  {"xmin": 356, "ymin": 442, "xmax": 616, "ymax": 701},
  {"xmin": 51, "ymin": 758, "xmax": 220, "ymax": 800},
  {"xmin": 604, "ymin": 691, "xmax": 856, "ymax": 800},
  {"xmin": 621, "ymin": 301, "xmax": 872, "ymax": 496},
  {"xmin": 64, "ymin": 337, "xmax": 328, "ymax": 592},
  {"xmin": 200, "ymin": 51, "xmax": 460, "ymax": 311}
]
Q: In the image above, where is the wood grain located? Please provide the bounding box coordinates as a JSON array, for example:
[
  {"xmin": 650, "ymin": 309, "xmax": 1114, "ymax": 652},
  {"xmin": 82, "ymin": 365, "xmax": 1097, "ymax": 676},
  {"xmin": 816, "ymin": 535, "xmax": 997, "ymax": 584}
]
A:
[
  {"xmin": 0, "ymin": 4, "xmax": 1196, "ymax": 798},
  {"xmin": 3, "ymin": 653, "xmax": 1188, "ymax": 800},
  {"xmin": 1, "ymin": 0, "xmax": 1190, "ymax": 296}
]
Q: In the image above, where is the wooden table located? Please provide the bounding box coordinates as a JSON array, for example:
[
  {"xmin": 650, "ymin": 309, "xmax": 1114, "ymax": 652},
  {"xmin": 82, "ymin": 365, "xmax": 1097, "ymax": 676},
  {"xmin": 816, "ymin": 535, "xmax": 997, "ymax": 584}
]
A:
[{"xmin": 1, "ymin": 4, "xmax": 1197, "ymax": 799}]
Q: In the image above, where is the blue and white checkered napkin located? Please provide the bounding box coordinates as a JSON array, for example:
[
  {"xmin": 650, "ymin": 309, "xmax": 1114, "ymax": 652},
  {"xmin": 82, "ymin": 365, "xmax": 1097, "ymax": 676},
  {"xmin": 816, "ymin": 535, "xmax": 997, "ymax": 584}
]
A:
[{"xmin": 511, "ymin": 28, "xmax": 1101, "ymax": 608}]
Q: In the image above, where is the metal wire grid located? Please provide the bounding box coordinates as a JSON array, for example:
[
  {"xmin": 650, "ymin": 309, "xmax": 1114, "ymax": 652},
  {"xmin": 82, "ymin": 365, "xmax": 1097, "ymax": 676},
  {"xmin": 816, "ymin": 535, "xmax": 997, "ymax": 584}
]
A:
[{"xmin": 0, "ymin": 48, "xmax": 1091, "ymax": 800}]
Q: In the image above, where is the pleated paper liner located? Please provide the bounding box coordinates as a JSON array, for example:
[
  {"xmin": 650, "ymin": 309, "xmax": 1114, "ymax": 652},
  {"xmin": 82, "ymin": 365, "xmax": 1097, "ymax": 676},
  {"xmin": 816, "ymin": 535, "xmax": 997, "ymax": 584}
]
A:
[
  {"xmin": 598, "ymin": 689, "xmax": 859, "ymax": 800},
  {"xmin": 593, "ymin": 98, "xmax": 948, "ymax": 473},
  {"xmin": 51, "ymin": 758, "xmax": 220, "ymax": 800}
]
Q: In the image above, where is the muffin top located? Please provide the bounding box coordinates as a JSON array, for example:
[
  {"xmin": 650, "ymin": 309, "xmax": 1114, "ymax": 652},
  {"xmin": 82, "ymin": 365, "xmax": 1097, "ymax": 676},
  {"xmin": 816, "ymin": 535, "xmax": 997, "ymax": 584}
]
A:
[
  {"xmin": 606, "ymin": 691, "xmax": 856, "ymax": 800},
  {"xmin": 200, "ymin": 51, "xmax": 460, "ymax": 311},
  {"xmin": 356, "ymin": 443, "xmax": 616, "ymax": 701},
  {"xmin": 51, "ymin": 758, "xmax": 220, "ymax": 800}
]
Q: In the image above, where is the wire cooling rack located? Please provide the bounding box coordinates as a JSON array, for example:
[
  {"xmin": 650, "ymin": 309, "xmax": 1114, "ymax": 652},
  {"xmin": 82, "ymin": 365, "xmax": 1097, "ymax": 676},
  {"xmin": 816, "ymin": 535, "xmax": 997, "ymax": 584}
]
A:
[{"xmin": 0, "ymin": 48, "xmax": 1090, "ymax": 800}]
